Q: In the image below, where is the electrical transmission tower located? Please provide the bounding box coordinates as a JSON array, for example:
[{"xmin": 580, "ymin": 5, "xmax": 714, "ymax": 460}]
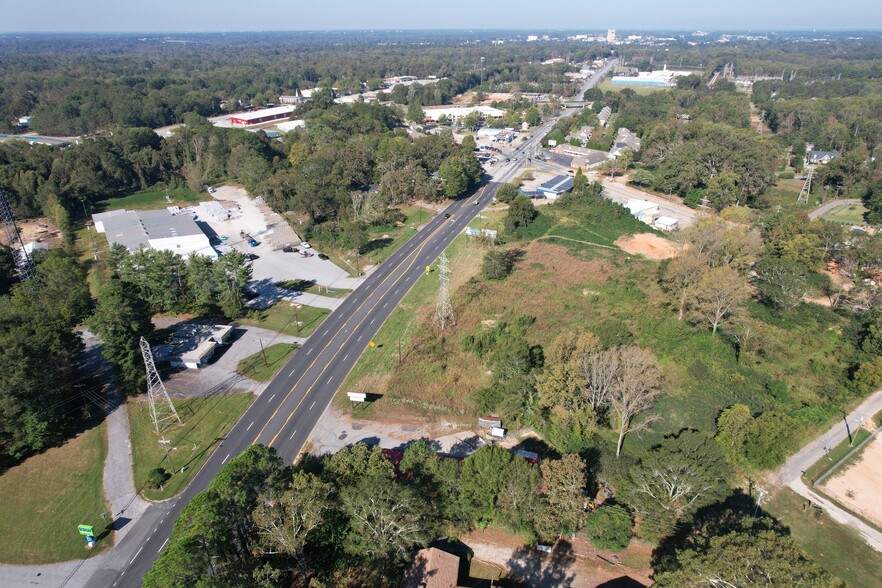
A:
[
  {"xmin": 0, "ymin": 189, "xmax": 35, "ymax": 281},
  {"xmin": 434, "ymin": 253, "xmax": 454, "ymax": 330},
  {"xmin": 140, "ymin": 336, "xmax": 181, "ymax": 433},
  {"xmin": 797, "ymin": 167, "xmax": 814, "ymax": 204}
]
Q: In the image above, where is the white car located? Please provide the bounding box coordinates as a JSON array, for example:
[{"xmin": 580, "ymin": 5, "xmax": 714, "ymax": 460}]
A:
[{"xmin": 301, "ymin": 242, "xmax": 312, "ymax": 249}]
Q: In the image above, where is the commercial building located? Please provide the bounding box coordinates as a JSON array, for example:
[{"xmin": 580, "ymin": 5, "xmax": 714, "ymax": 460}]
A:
[
  {"xmin": 607, "ymin": 29, "xmax": 617, "ymax": 44},
  {"xmin": 93, "ymin": 208, "xmax": 216, "ymax": 259},
  {"xmin": 229, "ymin": 105, "xmax": 295, "ymax": 126},
  {"xmin": 625, "ymin": 199, "xmax": 660, "ymax": 223},
  {"xmin": 538, "ymin": 175, "xmax": 575, "ymax": 199},
  {"xmin": 653, "ymin": 216, "xmax": 680, "ymax": 231},
  {"xmin": 154, "ymin": 324, "xmax": 233, "ymax": 370}
]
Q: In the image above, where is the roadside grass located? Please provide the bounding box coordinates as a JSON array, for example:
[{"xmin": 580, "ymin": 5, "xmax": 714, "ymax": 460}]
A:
[
  {"xmin": 765, "ymin": 488, "xmax": 882, "ymax": 588},
  {"xmin": 239, "ymin": 302, "xmax": 329, "ymax": 337},
  {"xmin": 73, "ymin": 226, "xmax": 111, "ymax": 296},
  {"xmin": 469, "ymin": 559, "xmax": 507, "ymax": 581},
  {"xmin": 94, "ymin": 186, "xmax": 208, "ymax": 212},
  {"xmin": 236, "ymin": 342, "xmax": 299, "ymax": 382},
  {"xmin": 361, "ymin": 205, "xmax": 438, "ymax": 265},
  {"xmin": 763, "ymin": 177, "xmax": 815, "ymax": 217},
  {"xmin": 276, "ymin": 279, "xmax": 352, "ymax": 298},
  {"xmin": 0, "ymin": 422, "xmax": 110, "ymax": 564},
  {"xmin": 129, "ymin": 393, "xmax": 253, "ymax": 501},
  {"xmin": 822, "ymin": 203, "xmax": 869, "ymax": 225},
  {"xmin": 805, "ymin": 428, "xmax": 873, "ymax": 483}
]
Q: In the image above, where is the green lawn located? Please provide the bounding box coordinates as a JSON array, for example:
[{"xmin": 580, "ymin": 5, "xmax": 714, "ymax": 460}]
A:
[
  {"xmin": 277, "ymin": 279, "xmax": 352, "ymax": 299},
  {"xmin": 765, "ymin": 488, "xmax": 882, "ymax": 588},
  {"xmin": 821, "ymin": 203, "xmax": 869, "ymax": 225},
  {"xmin": 0, "ymin": 422, "xmax": 110, "ymax": 564},
  {"xmin": 361, "ymin": 205, "xmax": 438, "ymax": 265},
  {"xmin": 128, "ymin": 393, "xmax": 253, "ymax": 501},
  {"xmin": 239, "ymin": 302, "xmax": 329, "ymax": 337},
  {"xmin": 598, "ymin": 79, "xmax": 671, "ymax": 95},
  {"xmin": 805, "ymin": 428, "xmax": 873, "ymax": 483},
  {"xmin": 237, "ymin": 342, "xmax": 299, "ymax": 382},
  {"xmin": 94, "ymin": 186, "xmax": 209, "ymax": 212}
]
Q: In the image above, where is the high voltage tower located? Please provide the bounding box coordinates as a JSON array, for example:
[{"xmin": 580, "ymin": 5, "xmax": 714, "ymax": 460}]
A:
[
  {"xmin": 140, "ymin": 336, "xmax": 181, "ymax": 433},
  {"xmin": 0, "ymin": 189, "xmax": 36, "ymax": 281},
  {"xmin": 434, "ymin": 253, "xmax": 454, "ymax": 330},
  {"xmin": 797, "ymin": 167, "xmax": 814, "ymax": 204}
]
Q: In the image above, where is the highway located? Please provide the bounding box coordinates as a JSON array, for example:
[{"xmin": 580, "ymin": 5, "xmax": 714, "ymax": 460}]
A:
[{"xmin": 86, "ymin": 60, "xmax": 614, "ymax": 588}]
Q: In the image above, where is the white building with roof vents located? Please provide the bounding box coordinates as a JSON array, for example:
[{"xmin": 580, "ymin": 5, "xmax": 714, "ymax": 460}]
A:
[{"xmin": 93, "ymin": 209, "xmax": 216, "ymax": 259}]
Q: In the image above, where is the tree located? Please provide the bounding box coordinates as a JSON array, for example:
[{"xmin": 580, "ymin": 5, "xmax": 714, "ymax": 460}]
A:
[
  {"xmin": 754, "ymin": 258, "xmax": 811, "ymax": 309},
  {"xmin": 629, "ymin": 168, "xmax": 655, "ymax": 187},
  {"xmin": 89, "ymin": 277, "xmax": 154, "ymax": 393},
  {"xmin": 586, "ymin": 506, "xmax": 632, "ymax": 552},
  {"xmin": 654, "ymin": 517, "xmax": 843, "ymax": 588},
  {"xmin": 462, "ymin": 111, "xmax": 482, "ymax": 130},
  {"xmin": 505, "ymin": 194, "xmax": 537, "ymax": 235},
  {"xmin": 852, "ymin": 356, "xmax": 882, "ymax": 394},
  {"xmin": 494, "ymin": 182, "xmax": 519, "ymax": 204},
  {"xmin": 214, "ymin": 250, "xmax": 253, "ymax": 319},
  {"xmin": 539, "ymin": 454, "xmax": 588, "ymax": 535},
  {"xmin": 406, "ymin": 101, "xmax": 425, "ymax": 125},
  {"xmin": 524, "ymin": 107, "xmax": 541, "ymax": 126},
  {"xmin": 608, "ymin": 346, "xmax": 662, "ymax": 457},
  {"xmin": 252, "ymin": 472, "xmax": 331, "ymax": 558},
  {"xmin": 688, "ymin": 266, "xmax": 749, "ymax": 334},
  {"xmin": 715, "ymin": 404, "xmax": 754, "ymax": 465},
  {"xmin": 437, "ymin": 113, "xmax": 450, "ymax": 125},
  {"xmin": 745, "ymin": 411, "xmax": 797, "ymax": 469},
  {"xmin": 459, "ymin": 445, "xmax": 515, "ymax": 526},
  {"xmin": 482, "ymin": 248, "xmax": 518, "ymax": 280},
  {"xmin": 663, "ymin": 250, "xmax": 710, "ymax": 321},
  {"xmin": 627, "ymin": 431, "xmax": 732, "ymax": 542},
  {"xmin": 460, "ymin": 134, "xmax": 477, "ymax": 153}
]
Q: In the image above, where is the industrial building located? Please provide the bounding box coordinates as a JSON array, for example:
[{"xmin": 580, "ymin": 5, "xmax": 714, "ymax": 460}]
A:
[
  {"xmin": 92, "ymin": 208, "xmax": 216, "ymax": 259},
  {"xmin": 422, "ymin": 105, "xmax": 504, "ymax": 123},
  {"xmin": 229, "ymin": 105, "xmax": 295, "ymax": 126},
  {"xmin": 153, "ymin": 324, "xmax": 233, "ymax": 370},
  {"xmin": 611, "ymin": 68, "xmax": 692, "ymax": 87},
  {"xmin": 625, "ymin": 199, "xmax": 660, "ymax": 223}
]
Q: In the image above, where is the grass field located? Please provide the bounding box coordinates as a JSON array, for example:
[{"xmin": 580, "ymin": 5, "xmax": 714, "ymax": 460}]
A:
[
  {"xmin": 765, "ymin": 488, "xmax": 882, "ymax": 588},
  {"xmin": 239, "ymin": 302, "xmax": 329, "ymax": 337},
  {"xmin": 94, "ymin": 186, "xmax": 208, "ymax": 212},
  {"xmin": 361, "ymin": 205, "xmax": 438, "ymax": 265},
  {"xmin": 129, "ymin": 393, "xmax": 253, "ymax": 501},
  {"xmin": 277, "ymin": 279, "xmax": 352, "ymax": 299},
  {"xmin": 598, "ymin": 80, "xmax": 671, "ymax": 95},
  {"xmin": 804, "ymin": 428, "xmax": 873, "ymax": 483},
  {"xmin": 821, "ymin": 203, "xmax": 869, "ymax": 225},
  {"xmin": 0, "ymin": 423, "xmax": 110, "ymax": 564},
  {"xmin": 237, "ymin": 342, "xmax": 299, "ymax": 381}
]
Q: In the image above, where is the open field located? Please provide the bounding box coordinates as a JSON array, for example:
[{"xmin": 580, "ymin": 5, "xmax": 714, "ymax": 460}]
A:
[
  {"xmin": 94, "ymin": 186, "xmax": 208, "ymax": 212},
  {"xmin": 614, "ymin": 233, "xmax": 679, "ymax": 259},
  {"xmin": 362, "ymin": 204, "xmax": 438, "ymax": 264},
  {"xmin": 765, "ymin": 488, "xmax": 882, "ymax": 588},
  {"xmin": 0, "ymin": 423, "xmax": 109, "ymax": 564},
  {"xmin": 239, "ymin": 301, "xmax": 329, "ymax": 337},
  {"xmin": 598, "ymin": 80, "xmax": 671, "ymax": 95},
  {"xmin": 276, "ymin": 279, "xmax": 352, "ymax": 299},
  {"xmin": 822, "ymin": 203, "xmax": 869, "ymax": 225},
  {"xmin": 128, "ymin": 393, "xmax": 253, "ymax": 501},
  {"xmin": 237, "ymin": 342, "xmax": 299, "ymax": 382},
  {"xmin": 819, "ymin": 434, "xmax": 882, "ymax": 528}
]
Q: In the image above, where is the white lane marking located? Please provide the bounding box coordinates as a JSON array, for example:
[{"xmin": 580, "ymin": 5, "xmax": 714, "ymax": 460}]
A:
[
  {"xmin": 394, "ymin": 289, "xmax": 399, "ymax": 295},
  {"xmin": 306, "ymin": 349, "xmax": 312, "ymax": 355},
  {"xmin": 289, "ymin": 430, "xmax": 297, "ymax": 440},
  {"xmin": 343, "ymin": 354, "xmax": 349, "ymax": 361},
  {"xmin": 383, "ymin": 302, "xmax": 388, "ymax": 308},
  {"xmin": 309, "ymin": 401, "xmax": 316, "ymax": 410},
  {"xmin": 158, "ymin": 537, "xmax": 170, "ymax": 553},
  {"xmin": 222, "ymin": 453, "xmax": 230, "ymax": 464},
  {"xmin": 326, "ymin": 376, "xmax": 334, "ymax": 385},
  {"xmin": 246, "ymin": 421, "xmax": 254, "ymax": 431},
  {"xmin": 357, "ymin": 335, "xmax": 363, "ymax": 342},
  {"xmin": 370, "ymin": 318, "xmax": 375, "ymax": 324},
  {"xmin": 269, "ymin": 393, "xmax": 276, "ymax": 402},
  {"xmin": 130, "ymin": 547, "xmax": 144, "ymax": 564},
  {"xmin": 289, "ymin": 368, "xmax": 297, "ymax": 376}
]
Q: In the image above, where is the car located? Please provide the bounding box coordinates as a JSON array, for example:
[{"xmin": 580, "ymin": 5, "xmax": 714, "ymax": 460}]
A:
[
  {"xmin": 318, "ymin": 253, "xmax": 329, "ymax": 260},
  {"xmin": 474, "ymin": 200, "xmax": 480, "ymax": 205},
  {"xmin": 301, "ymin": 242, "xmax": 312, "ymax": 249},
  {"xmin": 444, "ymin": 213, "xmax": 451, "ymax": 219},
  {"xmin": 245, "ymin": 253, "xmax": 259, "ymax": 261},
  {"xmin": 282, "ymin": 245, "xmax": 294, "ymax": 253}
]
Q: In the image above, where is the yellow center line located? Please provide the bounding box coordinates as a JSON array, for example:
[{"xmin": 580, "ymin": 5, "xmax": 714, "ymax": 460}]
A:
[{"xmin": 251, "ymin": 211, "xmax": 454, "ymax": 446}]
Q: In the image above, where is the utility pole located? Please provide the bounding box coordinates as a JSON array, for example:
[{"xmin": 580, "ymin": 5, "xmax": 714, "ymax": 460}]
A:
[
  {"xmin": 398, "ymin": 339, "xmax": 402, "ymax": 364},
  {"xmin": 140, "ymin": 337, "xmax": 182, "ymax": 433},
  {"xmin": 258, "ymin": 339, "xmax": 268, "ymax": 367},
  {"xmin": 159, "ymin": 438, "xmax": 175, "ymax": 474},
  {"xmin": 293, "ymin": 303, "xmax": 301, "ymax": 334},
  {"xmin": 434, "ymin": 253, "xmax": 454, "ymax": 330}
]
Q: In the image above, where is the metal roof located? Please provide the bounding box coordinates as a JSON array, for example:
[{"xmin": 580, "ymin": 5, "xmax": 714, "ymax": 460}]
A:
[
  {"xmin": 99, "ymin": 209, "xmax": 205, "ymax": 251},
  {"xmin": 538, "ymin": 175, "xmax": 575, "ymax": 194}
]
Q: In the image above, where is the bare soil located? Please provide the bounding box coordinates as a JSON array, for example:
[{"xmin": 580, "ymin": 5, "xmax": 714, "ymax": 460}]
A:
[
  {"xmin": 614, "ymin": 233, "xmax": 680, "ymax": 260},
  {"xmin": 6, "ymin": 216, "xmax": 61, "ymax": 248},
  {"xmin": 820, "ymin": 434, "xmax": 882, "ymax": 528}
]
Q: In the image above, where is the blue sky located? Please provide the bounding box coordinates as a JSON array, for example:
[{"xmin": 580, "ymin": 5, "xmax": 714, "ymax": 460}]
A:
[{"xmin": 3, "ymin": 0, "xmax": 881, "ymax": 32}]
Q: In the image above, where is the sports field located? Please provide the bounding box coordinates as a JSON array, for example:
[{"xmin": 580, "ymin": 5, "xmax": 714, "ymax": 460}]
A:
[
  {"xmin": 821, "ymin": 203, "xmax": 869, "ymax": 225},
  {"xmin": 819, "ymin": 434, "xmax": 882, "ymax": 528}
]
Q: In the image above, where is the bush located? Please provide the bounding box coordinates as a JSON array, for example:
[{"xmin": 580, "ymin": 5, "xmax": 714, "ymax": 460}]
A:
[
  {"xmin": 147, "ymin": 467, "xmax": 170, "ymax": 489},
  {"xmin": 779, "ymin": 171, "xmax": 795, "ymax": 179},
  {"xmin": 586, "ymin": 505, "xmax": 633, "ymax": 552},
  {"xmin": 482, "ymin": 248, "xmax": 522, "ymax": 280}
]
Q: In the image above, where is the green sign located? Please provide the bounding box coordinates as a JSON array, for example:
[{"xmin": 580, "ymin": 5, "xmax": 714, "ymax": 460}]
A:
[{"xmin": 77, "ymin": 524, "xmax": 94, "ymax": 536}]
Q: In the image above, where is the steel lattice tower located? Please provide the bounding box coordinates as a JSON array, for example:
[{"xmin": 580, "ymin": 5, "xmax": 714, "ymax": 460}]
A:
[
  {"xmin": 0, "ymin": 189, "xmax": 35, "ymax": 281},
  {"xmin": 797, "ymin": 167, "xmax": 813, "ymax": 204},
  {"xmin": 434, "ymin": 253, "xmax": 454, "ymax": 330},
  {"xmin": 140, "ymin": 337, "xmax": 181, "ymax": 433}
]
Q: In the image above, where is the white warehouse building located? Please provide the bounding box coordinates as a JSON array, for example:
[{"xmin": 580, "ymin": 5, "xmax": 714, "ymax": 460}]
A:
[
  {"xmin": 93, "ymin": 209, "xmax": 216, "ymax": 259},
  {"xmin": 422, "ymin": 105, "xmax": 504, "ymax": 122}
]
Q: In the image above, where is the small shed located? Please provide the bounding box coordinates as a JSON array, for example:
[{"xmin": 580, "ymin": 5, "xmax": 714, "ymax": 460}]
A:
[
  {"xmin": 625, "ymin": 199, "xmax": 660, "ymax": 223},
  {"xmin": 653, "ymin": 216, "xmax": 679, "ymax": 231}
]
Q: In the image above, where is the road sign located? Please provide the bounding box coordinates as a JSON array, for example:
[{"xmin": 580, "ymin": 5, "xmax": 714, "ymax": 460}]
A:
[
  {"xmin": 77, "ymin": 524, "xmax": 94, "ymax": 536},
  {"xmin": 347, "ymin": 392, "xmax": 367, "ymax": 403},
  {"xmin": 369, "ymin": 341, "xmax": 375, "ymax": 348},
  {"xmin": 425, "ymin": 265, "xmax": 431, "ymax": 274}
]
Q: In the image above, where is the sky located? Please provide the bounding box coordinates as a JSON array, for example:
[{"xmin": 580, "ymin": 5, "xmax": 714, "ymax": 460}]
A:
[{"xmin": 3, "ymin": 0, "xmax": 881, "ymax": 33}]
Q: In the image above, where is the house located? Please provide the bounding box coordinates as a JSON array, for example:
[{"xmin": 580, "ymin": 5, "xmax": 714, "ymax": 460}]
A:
[
  {"xmin": 555, "ymin": 144, "xmax": 609, "ymax": 168},
  {"xmin": 400, "ymin": 548, "xmax": 464, "ymax": 588},
  {"xmin": 653, "ymin": 216, "xmax": 679, "ymax": 231},
  {"xmin": 625, "ymin": 199, "xmax": 660, "ymax": 223},
  {"xmin": 806, "ymin": 150, "xmax": 841, "ymax": 165},
  {"xmin": 610, "ymin": 128, "xmax": 641, "ymax": 157},
  {"xmin": 18, "ymin": 116, "xmax": 32, "ymax": 128},
  {"xmin": 93, "ymin": 208, "xmax": 216, "ymax": 259},
  {"xmin": 575, "ymin": 125, "xmax": 594, "ymax": 144},
  {"xmin": 537, "ymin": 175, "xmax": 575, "ymax": 199},
  {"xmin": 597, "ymin": 106, "xmax": 612, "ymax": 127}
]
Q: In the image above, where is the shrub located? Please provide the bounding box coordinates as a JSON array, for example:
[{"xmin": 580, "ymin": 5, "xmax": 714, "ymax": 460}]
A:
[
  {"xmin": 586, "ymin": 505, "xmax": 633, "ymax": 552},
  {"xmin": 147, "ymin": 467, "xmax": 170, "ymax": 489}
]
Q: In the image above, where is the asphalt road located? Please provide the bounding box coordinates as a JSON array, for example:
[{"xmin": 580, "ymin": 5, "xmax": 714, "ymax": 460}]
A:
[{"xmin": 86, "ymin": 60, "xmax": 614, "ymax": 588}]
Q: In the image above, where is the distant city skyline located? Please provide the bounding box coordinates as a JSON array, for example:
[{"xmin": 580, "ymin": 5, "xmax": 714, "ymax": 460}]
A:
[{"xmin": 3, "ymin": 0, "xmax": 882, "ymax": 33}]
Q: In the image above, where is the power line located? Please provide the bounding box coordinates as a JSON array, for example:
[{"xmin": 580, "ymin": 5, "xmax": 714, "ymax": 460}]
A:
[
  {"xmin": 140, "ymin": 336, "xmax": 181, "ymax": 433},
  {"xmin": 0, "ymin": 188, "xmax": 35, "ymax": 281}
]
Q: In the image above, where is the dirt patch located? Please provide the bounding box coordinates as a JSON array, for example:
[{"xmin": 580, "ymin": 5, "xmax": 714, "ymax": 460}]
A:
[
  {"xmin": 819, "ymin": 434, "xmax": 882, "ymax": 528},
  {"xmin": 5, "ymin": 216, "xmax": 62, "ymax": 249},
  {"xmin": 615, "ymin": 233, "xmax": 680, "ymax": 260}
]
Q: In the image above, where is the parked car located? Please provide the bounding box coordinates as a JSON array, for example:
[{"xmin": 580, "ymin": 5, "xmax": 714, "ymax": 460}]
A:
[
  {"xmin": 282, "ymin": 245, "xmax": 294, "ymax": 253},
  {"xmin": 301, "ymin": 242, "xmax": 312, "ymax": 249},
  {"xmin": 318, "ymin": 253, "xmax": 329, "ymax": 260}
]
